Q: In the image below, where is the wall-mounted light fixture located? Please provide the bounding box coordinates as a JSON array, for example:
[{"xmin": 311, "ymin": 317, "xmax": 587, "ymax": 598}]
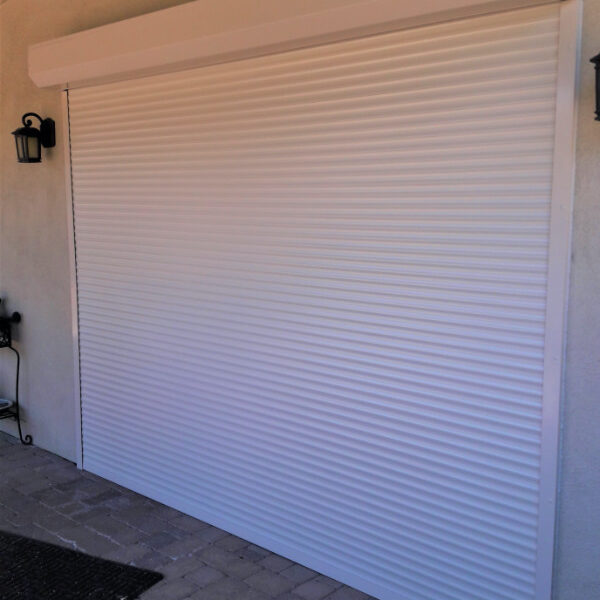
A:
[
  {"xmin": 11, "ymin": 112, "xmax": 55, "ymax": 163},
  {"xmin": 591, "ymin": 53, "xmax": 600, "ymax": 121}
]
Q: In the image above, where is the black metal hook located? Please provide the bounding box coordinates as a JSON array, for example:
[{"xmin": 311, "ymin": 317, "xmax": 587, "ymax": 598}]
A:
[{"xmin": 21, "ymin": 112, "xmax": 43, "ymax": 128}]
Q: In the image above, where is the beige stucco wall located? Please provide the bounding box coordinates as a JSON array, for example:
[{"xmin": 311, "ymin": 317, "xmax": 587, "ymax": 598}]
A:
[{"xmin": 0, "ymin": 0, "xmax": 598, "ymax": 596}]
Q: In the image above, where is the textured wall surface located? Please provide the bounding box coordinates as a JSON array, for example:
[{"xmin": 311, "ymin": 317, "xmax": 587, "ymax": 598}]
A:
[
  {"xmin": 0, "ymin": 0, "xmax": 598, "ymax": 596},
  {"xmin": 553, "ymin": 1, "xmax": 600, "ymax": 598}
]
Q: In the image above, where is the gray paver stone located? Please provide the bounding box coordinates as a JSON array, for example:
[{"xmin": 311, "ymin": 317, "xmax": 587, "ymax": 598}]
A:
[
  {"xmin": 143, "ymin": 530, "xmax": 179, "ymax": 550},
  {"xmin": 281, "ymin": 563, "xmax": 318, "ymax": 584},
  {"xmin": 259, "ymin": 554, "xmax": 294, "ymax": 572},
  {"xmin": 86, "ymin": 514, "xmax": 145, "ymax": 545},
  {"xmin": 189, "ymin": 577, "xmax": 269, "ymax": 600},
  {"xmin": 161, "ymin": 555, "xmax": 205, "ymax": 578},
  {"xmin": 292, "ymin": 579, "xmax": 338, "ymax": 600},
  {"xmin": 199, "ymin": 545, "xmax": 262, "ymax": 579},
  {"xmin": 82, "ymin": 489, "xmax": 123, "ymax": 506},
  {"xmin": 32, "ymin": 510, "xmax": 76, "ymax": 533},
  {"xmin": 169, "ymin": 514, "xmax": 208, "ymax": 533},
  {"xmin": 328, "ymin": 587, "xmax": 372, "ymax": 600},
  {"xmin": 161, "ymin": 535, "xmax": 209, "ymax": 559},
  {"xmin": 56, "ymin": 525, "xmax": 120, "ymax": 556},
  {"xmin": 184, "ymin": 565, "xmax": 225, "ymax": 587},
  {"xmin": 246, "ymin": 569, "xmax": 296, "ymax": 596},
  {"xmin": 146, "ymin": 578, "xmax": 198, "ymax": 600},
  {"xmin": 215, "ymin": 534, "xmax": 249, "ymax": 551},
  {"xmin": 105, "ymin": 543, "xmax": 149, "ymax": 564}
]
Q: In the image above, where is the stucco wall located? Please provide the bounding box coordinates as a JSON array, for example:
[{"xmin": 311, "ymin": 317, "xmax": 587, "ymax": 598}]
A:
[{"xmin": 0, "ymin": 0, "xmax": 598, "ymax": 597}]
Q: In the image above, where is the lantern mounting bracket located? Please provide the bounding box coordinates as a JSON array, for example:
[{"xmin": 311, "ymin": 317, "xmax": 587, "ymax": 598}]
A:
[{"xmin": 591, "ymin": 53, "xmax": 600, "ymax": 121}]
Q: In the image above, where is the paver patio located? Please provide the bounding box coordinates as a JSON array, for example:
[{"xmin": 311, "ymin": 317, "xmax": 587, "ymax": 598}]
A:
[{"xmin": 0, "ymin": 432, "xmax": 375, "ymax": 599}]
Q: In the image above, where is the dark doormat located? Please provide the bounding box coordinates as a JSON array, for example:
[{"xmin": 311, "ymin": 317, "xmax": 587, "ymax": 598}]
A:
[{"xmin": 0, "ymin": 530, "xmax": 163, "ymax": 599}]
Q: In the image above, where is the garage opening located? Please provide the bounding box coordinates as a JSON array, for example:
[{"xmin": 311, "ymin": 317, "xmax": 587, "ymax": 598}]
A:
[{"xmin": 67, "ymin": 4, "xmax": 569, "ymax": 599}]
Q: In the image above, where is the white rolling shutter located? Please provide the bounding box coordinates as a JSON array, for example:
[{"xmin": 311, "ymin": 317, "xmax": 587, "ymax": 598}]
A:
[{"xmin": 68, "ymin": 4, "xmax": 561, "ymax": 599}]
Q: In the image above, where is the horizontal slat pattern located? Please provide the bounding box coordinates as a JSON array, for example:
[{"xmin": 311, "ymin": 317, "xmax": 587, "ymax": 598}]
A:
[{"xmin": 69, "ymin": 5, "xmax": 559, "ymax": 600}]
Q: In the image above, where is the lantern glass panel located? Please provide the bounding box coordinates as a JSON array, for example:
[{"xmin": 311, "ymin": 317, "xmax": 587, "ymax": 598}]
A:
[
  {"xmin": 27, "ymin": 136, "xmax": 41, "ymax": 161},
  {"xmin": 21, "ymin": 136, "xmax": 29, "ymax": 161},
  {"xmin": 14, "ymin": 136, "xmax": 23, "ymax": 162}
]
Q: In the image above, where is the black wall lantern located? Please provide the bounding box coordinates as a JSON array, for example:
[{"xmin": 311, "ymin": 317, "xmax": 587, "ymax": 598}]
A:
[
  {"xmin": 591, "ymin": 53, "xmax": 600, "ymax": 121},
  {"xmin": 11, "ymin": 112, "xmax": 55, "ymax": 163}
]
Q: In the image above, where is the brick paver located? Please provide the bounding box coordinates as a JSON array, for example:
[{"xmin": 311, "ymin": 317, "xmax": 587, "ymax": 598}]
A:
[{"xmin": 0, "ymin": 432, "xmax": 377, "ymax": 599}]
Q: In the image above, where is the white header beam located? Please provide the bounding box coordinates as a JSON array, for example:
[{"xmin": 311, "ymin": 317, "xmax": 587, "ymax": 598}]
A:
[{"xmin": 29, "ymin": 0, "xmax": 557, "ymax": 89}]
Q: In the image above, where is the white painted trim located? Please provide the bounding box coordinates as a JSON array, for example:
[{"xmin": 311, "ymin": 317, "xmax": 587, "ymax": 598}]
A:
[
  {"xmin": 61, "ymin": 91, "xmax": 83, "ymax": 470},
  {"xmin": 536, "ymin": 0, "xmax": 581, "ymax": 598},
  {"xmin": 29, "ymin": 0, "xmax": 558, "ymax": 89}
]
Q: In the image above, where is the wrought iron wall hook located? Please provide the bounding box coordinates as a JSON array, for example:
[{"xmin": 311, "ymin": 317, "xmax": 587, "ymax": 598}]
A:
[
  {"xmin": 21, "ymin": 112, "xmax": 43, "ymax": 128},
  {"xmin": 8, "ymin": 346, "xmax": 31, "ymax": 445},
  {"xmin": 0, "ymin": 299, "xmax": 32, "ymax": 445}
]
